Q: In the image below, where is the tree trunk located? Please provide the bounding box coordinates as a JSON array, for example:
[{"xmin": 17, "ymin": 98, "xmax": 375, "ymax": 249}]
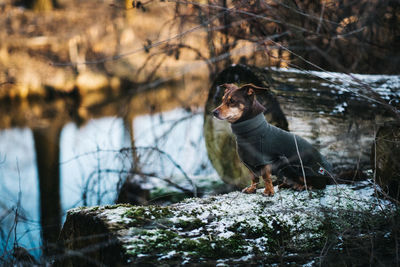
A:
[
  {"xmin": 33, "ymin": 122, "xmax": 62, "ymax": 257},
  {"xmin": 22, "ymin": 0, "xmax": 56, "ymax": 11},
  {"xmin": 372, "ymin": 122, "xmax": 400, "ymax": 200}
]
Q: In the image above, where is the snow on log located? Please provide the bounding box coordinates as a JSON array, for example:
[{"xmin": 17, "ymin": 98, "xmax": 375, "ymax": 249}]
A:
[{"xmin": 58, "ymin": 183, "xmax": 395, "ymax": 266}]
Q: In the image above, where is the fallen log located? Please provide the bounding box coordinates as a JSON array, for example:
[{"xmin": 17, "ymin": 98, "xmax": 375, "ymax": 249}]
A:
[
  {"xmin": 57, "ymin": 184, "xmax": 396, "ymax": 266},
  {"xmin": 204, "ymin": 64, "xmax": 399, "ymax": 188}
]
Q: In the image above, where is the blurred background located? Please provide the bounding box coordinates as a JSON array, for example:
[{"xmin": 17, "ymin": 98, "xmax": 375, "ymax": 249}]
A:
[{"xmin": 0, "ymin": 0, "xmax": 399, "ymax": 264}]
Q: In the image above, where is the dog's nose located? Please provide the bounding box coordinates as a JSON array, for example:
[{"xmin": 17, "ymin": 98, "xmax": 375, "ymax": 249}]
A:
[{"xmin": 212, "ymin": 109, "xmax": 219, "ymax": 118}]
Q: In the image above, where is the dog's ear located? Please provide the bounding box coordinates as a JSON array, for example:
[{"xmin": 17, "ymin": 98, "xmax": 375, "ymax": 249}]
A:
[
  {"xmin": 220, "ymin": 83, "xmax": 238, "ymax": 94},
  {"xmin": 241, "ymin": 83, "xmax": 270, "ymax": 95},
  {"xmin": 247, "ymin": 88, "xmax": 254, "ymax": 96}
]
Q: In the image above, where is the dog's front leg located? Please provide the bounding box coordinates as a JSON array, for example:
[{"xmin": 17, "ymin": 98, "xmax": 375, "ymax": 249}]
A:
[
  {"xmin": 242, "ymin": 173, "xmax": 259, "ymax": 194},
  {"xmin": 262, "ymin": 164, "xmax": 275, "ymax": 196}
]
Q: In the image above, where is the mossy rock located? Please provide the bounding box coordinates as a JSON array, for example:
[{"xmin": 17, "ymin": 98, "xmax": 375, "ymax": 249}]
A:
[
  {"xmin": 57, "ymin": 184, "xmax": 396, "ymax": 266},
  {"xmin": 372, "ymin": 122, "xmax": 400, "ymax": 200},
  {"xmin": 204, "ymin": 64, "xmax": 288, "ymax": 188}
]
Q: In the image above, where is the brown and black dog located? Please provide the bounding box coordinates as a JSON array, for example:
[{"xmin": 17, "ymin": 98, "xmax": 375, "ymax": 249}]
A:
[{"xmin": 212, "ymin": 83, "xmax": 332, "ymax": 196}]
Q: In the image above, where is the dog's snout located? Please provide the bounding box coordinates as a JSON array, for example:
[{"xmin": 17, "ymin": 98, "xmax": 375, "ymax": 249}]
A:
[{"xmin": 212, "ymin": 109, "xmax": 219, "ymax": 118}]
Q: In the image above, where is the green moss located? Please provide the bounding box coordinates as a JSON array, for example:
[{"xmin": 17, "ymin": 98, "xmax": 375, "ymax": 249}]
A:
[
  {"xmin": 89, "ymin": 206, "xmax": 100, "ymax": 212},
  {"xmin": 104, "ymin": 203, "xmax": 132, "ymax": 209},
  {"xmin": 122, "ymin": 206, "xmax": 174, "ymax": 226},
  {"xmin": 175, "ymin": 207, "xmax": 205, "ymax": 219},
  {"xmin": 175, "ymin": 218, "xmax": 206, "ymax": 231},
  {"xmin": 126, "ymin": 229, "xmax": 179, "ymax": 256},
  {"xmin": 178, "ymin": 235, "xmax": 247, "ymax": 258},
  {"xmin": 225, "ymin": 213, "xmax": 327, "ymax": 255},
  {"xmin": 126, "ymin": 228, "xmax": 248, "ymax": 260}
]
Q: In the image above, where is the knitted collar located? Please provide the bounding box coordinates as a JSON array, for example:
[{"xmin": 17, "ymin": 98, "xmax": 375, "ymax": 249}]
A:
[{"xmin": 231, "ymin": 113, "xmax": 266, "ymax": 135}]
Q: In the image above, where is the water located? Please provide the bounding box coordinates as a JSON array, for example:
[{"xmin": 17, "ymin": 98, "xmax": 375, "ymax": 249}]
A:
[
  {"xmin": 0, "ymin": 105, "xmax": 214, "ymax": 258},
  {"xmin": 0, "ymin": 128, "xmax": 39, "ymax": 255}
]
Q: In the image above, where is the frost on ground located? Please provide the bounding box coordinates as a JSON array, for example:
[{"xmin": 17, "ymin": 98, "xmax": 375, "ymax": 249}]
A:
[{"xmin": 64, "ymin": 181, "xmax": 396, "ymax": 265}]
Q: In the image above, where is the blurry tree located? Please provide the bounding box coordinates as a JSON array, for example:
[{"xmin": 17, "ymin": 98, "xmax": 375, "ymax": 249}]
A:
[
  {"xmin": 21, "ymin": 0, "xmax": 58, "ymax": 11},
  {"xmin": 125, "ymin": 0, "xmax": 131, "ymax": 9},
  {"xmin": 163, "ymin": 0, "xmax": 399, "ymax": 75}
]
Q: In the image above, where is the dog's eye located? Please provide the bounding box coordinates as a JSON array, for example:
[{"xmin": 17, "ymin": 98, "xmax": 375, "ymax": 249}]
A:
[{"xmin": 229, "ymin": 98, "xmax": 236, "ymax": 104}]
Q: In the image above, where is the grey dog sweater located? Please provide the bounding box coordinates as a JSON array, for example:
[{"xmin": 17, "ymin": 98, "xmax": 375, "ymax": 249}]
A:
[{"xmin": 231, "ymin": 113, "xmax": 332, "ymax": 182}]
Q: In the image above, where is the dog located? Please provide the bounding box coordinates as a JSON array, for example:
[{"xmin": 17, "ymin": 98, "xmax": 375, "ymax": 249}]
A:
[{"xmin": 212, "ymin": 83, "xmax": 332, "ymax": 196}]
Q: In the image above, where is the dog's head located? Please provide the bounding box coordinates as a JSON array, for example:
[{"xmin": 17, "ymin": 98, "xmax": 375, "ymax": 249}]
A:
[{"xmin": 212, "ymin": 83, "xmax": 268, "ymax": 123}]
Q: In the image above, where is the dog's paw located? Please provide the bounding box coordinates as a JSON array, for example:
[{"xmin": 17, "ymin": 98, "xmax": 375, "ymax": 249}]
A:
[
  {"xmin": 262, "ymin": 188, "xmax": 275, "ymax": 196},
  {"xmin": 242, "ymin": 186, "xmax": 257, "ymax": 194}
]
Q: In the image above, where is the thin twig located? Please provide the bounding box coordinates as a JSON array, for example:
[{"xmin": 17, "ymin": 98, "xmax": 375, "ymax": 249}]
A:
[{"xmin": 292, "ymin": 133, "xmax": 308, "ymax": 193}]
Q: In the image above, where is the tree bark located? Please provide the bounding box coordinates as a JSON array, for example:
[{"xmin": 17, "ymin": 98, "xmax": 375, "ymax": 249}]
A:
[{"xmin": 372, "ymin": 122, "xmax": 400, "ymax": 200}]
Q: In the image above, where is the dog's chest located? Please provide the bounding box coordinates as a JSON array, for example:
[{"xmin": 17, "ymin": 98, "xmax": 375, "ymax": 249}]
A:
[{"xmin": 235, "ymin": 129, "xmax": 276, "ymax": 171}]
